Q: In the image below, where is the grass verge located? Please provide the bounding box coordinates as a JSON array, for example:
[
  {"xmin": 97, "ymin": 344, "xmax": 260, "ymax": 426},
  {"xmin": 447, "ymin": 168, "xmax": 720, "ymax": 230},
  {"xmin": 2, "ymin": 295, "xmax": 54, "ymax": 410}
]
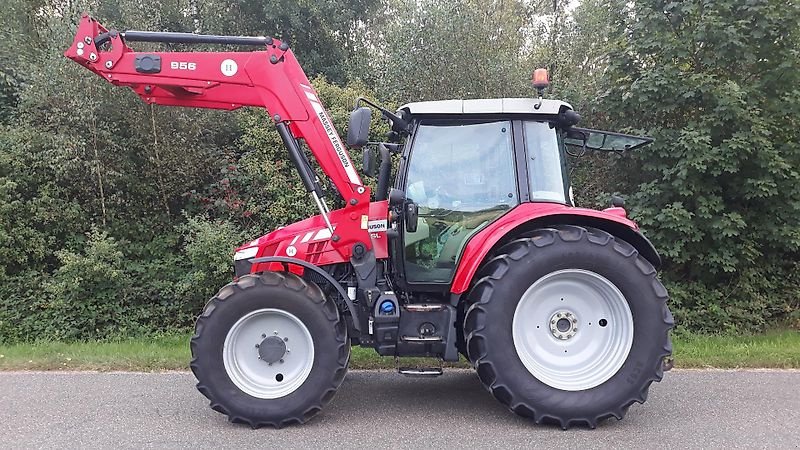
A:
[{"xmin": 0, "ymin": 330, "xmax": 797, "ymax": 371}]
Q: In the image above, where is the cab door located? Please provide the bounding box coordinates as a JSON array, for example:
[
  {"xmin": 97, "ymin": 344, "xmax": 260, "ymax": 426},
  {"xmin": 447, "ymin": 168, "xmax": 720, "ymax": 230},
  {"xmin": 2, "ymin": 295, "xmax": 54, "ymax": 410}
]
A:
[{"xmin": 399, "ymin": 120, "xmax": 520, "ymax": 287}]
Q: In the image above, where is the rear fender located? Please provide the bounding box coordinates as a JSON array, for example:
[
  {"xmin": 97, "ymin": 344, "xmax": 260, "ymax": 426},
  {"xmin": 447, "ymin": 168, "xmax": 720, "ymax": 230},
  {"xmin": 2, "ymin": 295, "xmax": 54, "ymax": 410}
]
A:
[{"xmin": 450, "ymin": 203, "xmax": 662, "ymax": 295}]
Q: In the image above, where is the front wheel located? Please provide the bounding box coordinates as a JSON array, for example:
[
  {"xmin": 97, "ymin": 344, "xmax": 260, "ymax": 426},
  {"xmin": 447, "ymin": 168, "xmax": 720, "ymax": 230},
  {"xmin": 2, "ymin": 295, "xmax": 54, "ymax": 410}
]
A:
[
  {"xmin": 190, "ymin": 272, "xmax": 349, "ymax": 428},
  {"xmin": 464, "ymin": 226, "xmax": 673, "ymax": 428}
]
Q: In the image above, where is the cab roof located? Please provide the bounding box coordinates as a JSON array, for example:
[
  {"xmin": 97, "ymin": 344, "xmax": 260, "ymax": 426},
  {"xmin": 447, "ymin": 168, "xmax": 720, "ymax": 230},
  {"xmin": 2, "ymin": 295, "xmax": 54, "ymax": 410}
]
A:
[{"xmin": 398, "ymin": 98, "xmax": 572, "ymax": 116}]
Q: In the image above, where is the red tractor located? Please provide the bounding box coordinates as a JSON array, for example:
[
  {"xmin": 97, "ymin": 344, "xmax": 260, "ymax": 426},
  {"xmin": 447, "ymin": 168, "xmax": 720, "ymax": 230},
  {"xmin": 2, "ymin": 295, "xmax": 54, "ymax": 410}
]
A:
[{"xmin": 66, "ymin": 16, "xmax": 673, "ymax": 429}]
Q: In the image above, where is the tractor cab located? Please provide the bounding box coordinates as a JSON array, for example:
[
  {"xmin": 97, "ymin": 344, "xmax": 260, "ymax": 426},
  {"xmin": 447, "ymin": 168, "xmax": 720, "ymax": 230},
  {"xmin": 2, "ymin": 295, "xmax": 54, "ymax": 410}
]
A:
[
  {"xmin": 362, "ymin": 98, "xmax": 653, "ymax": 291},
  {"xmin": 394, "ymin": 98, "xmax": 572, "ymax": 287}
]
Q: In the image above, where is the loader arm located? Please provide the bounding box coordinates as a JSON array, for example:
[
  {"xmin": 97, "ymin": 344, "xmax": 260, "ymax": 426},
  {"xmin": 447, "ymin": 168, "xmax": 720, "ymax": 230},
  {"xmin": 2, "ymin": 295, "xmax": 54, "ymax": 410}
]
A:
[{"xmin": 64, "ymin": 15, "xmax": 372, "ymax": 259}]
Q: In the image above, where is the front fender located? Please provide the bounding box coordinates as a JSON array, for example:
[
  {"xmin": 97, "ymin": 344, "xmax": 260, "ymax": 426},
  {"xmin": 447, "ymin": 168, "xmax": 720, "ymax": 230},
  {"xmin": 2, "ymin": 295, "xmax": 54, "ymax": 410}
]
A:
[
  {"xmin": 248, "ymin": 256, "xmax": 361, "ymax": 333},
  {"xmin": 450, "ymin": 203, "xmax": 662, "ymax": 295}
]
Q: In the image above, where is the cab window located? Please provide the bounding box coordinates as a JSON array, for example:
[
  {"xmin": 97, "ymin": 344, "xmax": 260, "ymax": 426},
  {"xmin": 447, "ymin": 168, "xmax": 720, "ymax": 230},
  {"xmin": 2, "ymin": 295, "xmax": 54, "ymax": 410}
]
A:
[{"xmin": 524, "ymin": 121, "xmax": 567, "ymax": 203}]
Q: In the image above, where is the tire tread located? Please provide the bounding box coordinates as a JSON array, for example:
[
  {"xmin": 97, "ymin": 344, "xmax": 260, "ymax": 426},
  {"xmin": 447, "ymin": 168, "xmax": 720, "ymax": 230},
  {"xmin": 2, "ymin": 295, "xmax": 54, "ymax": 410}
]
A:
[
  {"xmin": 464, "ymin": 226, "xmax": 673, "ymax": 429},
  {"xmin": 190, "ymin": 271, "xmax": 349, "ymax": 428}
]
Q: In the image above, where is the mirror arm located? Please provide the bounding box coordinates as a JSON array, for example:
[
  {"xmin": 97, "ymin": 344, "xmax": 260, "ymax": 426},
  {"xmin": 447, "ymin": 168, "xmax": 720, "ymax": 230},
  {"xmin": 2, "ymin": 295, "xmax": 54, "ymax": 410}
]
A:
[{"xmin": 355, "ymin": 97, "xmax": 410, "ymax": 134}]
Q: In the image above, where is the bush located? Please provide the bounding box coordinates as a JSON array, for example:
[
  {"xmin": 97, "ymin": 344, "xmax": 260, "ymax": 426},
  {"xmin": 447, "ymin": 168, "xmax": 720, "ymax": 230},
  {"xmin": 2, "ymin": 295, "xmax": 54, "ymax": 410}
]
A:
[
  {"xmin": 176, "ymin": 214, "xmax": 247, "ymax": 310},
  {"xmin": 0, "ymin": 229, "xmax": 137, "ymax": 341},
  {"xmin": 666, "ymin": 261, "xmax": 800, "ymax": 334}
]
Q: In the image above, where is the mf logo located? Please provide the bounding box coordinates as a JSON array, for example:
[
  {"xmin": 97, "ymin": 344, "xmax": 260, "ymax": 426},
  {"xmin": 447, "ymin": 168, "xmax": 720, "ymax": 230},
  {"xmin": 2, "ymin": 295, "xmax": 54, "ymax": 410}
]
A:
[
  {"xmin": 170, "ymin": 61, "xmax": 196, "ymax": 71},
  {"xmin": 220, "ymin": 59, "xmax": 238, "ymax": 76}
]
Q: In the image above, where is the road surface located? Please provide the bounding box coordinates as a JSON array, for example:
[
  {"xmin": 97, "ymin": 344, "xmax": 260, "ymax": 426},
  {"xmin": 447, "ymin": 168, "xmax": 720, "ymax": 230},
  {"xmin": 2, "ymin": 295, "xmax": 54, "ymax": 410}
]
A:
[{"xmin": 2, "ymin": 370, "xmax": 798, "ymax": 448}]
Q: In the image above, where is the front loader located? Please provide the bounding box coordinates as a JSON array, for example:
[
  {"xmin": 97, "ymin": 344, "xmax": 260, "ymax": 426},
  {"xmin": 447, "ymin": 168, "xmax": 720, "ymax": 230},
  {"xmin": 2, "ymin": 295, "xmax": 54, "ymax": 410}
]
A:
[{"xmin": 65, "ymin": 15, "xmax": 673, "ymax": 429}]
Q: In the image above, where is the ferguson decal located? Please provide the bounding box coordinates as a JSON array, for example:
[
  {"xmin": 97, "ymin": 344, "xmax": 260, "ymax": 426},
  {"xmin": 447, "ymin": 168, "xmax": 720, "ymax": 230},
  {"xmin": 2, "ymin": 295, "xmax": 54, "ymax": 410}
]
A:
[
  {"xmin": 367, "ymin": 219, "xmax": 388, "ymax": 232},
  {"xmin": 304, "ymin": 90, "xmax": 361, "ymax": 185}
]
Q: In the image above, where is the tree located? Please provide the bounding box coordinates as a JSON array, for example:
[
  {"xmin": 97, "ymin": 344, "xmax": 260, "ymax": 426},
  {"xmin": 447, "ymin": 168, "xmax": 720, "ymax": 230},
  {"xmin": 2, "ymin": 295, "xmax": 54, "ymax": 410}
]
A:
[
  {"xmin": 370, "ymin": 0, "xmax": 534, "ymax": 102},
  {"xmin": 600, "ymin": 0, "xmax": 800, "ymax": 331}
]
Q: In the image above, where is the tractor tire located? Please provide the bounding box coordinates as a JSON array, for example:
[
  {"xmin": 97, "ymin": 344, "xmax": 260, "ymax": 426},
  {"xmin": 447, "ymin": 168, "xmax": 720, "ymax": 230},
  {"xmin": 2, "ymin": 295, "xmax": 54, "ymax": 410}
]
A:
[
  {"xmin": 463, "ymin": 225, "xmax": 673, "ymax": 429},
  {"xmin": 190, "ymin": 271, "xmax": 349, "ymax": 428}
]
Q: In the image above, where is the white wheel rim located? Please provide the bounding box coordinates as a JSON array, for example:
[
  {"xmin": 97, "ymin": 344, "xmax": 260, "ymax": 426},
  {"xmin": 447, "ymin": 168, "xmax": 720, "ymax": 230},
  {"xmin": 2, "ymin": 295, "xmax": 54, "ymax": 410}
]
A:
[
  {"xmin": 512, "ymin": 269, "xmax": 634, "ymax": 391},
  {"xmin": 223, "ymin": 308, "xmax": 314, "ymax": 399}
]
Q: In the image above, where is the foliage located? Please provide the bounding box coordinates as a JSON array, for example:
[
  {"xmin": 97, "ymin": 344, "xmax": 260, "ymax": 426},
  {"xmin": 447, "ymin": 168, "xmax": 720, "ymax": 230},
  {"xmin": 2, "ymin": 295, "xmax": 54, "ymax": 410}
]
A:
[
  {"xmin": 597, "ymin": 0, "xmax": 800, "ymax": 331},
  {"xmin": 370, "ymin": 0, "xmax": 534, "ymax": 101},
  {"xmin": 0, "ymin": 230, "xmax": 135, "ymax": 341},
  {"xmin": 178, "ymin": 215, "xmax": 248, "ymax": 308},
  {"xmin": 0, "ymin": 0, "xmax": 797, "ymax": 341}
]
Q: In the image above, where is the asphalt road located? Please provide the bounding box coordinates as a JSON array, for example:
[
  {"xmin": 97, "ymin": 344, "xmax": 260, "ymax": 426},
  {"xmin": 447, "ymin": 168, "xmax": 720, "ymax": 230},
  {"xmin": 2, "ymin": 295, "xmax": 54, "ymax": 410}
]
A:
[{"xmin": 2, "ymin": 370, "xmax": 798, "ymax": 449}]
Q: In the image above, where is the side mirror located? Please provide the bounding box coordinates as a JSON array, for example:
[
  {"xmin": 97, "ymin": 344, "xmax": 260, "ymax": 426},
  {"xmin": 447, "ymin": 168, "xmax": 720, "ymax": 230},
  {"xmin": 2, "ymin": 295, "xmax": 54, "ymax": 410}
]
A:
[
  {"xmin": 362, "ymin": 148, "xmax": 376, "ymax": 177},
  {"xmin": 346, "ymin": 107, "xmax": 371, "ymax": 148}
]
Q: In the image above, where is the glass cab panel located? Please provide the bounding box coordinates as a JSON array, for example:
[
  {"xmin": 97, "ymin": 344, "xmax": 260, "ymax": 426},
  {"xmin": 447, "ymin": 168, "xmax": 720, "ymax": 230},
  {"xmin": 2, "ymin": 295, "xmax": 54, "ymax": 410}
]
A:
[
  {"xmin": 563, "ymin": 127, "xmax": 654, "ymax": 152},
  {"xmin": 524, "ymin": 121, "xmax": 568, "ymax": 203},
  {"xmin": 403, "ymin": 121, "xmax": 519, "ymax": 283}
]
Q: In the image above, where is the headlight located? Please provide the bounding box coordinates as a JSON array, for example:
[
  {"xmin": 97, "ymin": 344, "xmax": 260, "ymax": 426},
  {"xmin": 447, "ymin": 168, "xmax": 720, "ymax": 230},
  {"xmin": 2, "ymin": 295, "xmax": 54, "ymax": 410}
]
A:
[{"xmin": 233, "ymin": 246, "xmax": 259, "ymax": 261}]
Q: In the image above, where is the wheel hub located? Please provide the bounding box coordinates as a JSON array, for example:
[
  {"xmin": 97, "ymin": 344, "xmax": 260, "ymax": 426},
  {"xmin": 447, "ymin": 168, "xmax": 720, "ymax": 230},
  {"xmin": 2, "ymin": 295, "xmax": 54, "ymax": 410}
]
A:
[
  {"xmin": 512, "ymin": 269, "xmax": 634, "ymax": 391},
  {"xmin": 549, "ymin": 311, "xmax": 578, "ymax": 340},
  {"xmin": 223, "ymin": 308, "xmax": 314, "ymax": 399},
  {"xmin": 258, "ymin": 336, "xmax": 287, "ymax": 363}
]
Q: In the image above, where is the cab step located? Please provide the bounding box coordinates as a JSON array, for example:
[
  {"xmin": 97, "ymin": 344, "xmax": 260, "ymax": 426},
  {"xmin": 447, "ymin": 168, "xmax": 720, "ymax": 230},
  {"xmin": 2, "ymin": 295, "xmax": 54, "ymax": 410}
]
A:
[
  {"xmin": 400, "ymin": 335, "xmax": 443, "ymax": 343},
  {"xmin": 398, "ymin": 367, "xmax": 444, "ymax": 377}
]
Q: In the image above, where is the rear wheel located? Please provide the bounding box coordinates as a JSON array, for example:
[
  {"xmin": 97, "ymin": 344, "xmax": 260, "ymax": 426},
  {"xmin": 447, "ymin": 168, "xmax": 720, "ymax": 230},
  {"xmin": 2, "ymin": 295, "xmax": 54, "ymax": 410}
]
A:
[
  {"xmin": 191, "ymin": 272, "xmax": 349, "ymax": 428},
  {"xmin": 464, "ymin": 226, "xmax": 673, "ymax": 428}
]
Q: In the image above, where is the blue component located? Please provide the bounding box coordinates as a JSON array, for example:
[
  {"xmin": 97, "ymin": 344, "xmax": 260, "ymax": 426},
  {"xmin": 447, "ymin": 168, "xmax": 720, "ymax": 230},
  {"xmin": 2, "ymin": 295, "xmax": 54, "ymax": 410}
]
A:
[{"xmin": 379, "ymin": 300, "xmax": 395, "ymax": 315}]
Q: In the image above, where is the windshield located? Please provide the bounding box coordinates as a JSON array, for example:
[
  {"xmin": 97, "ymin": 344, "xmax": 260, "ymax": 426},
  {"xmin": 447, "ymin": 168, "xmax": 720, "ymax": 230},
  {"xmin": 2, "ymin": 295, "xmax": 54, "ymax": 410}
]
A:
[{"xmin": 524, "ymin": 121, "xmax": 567, "ymax": 203}]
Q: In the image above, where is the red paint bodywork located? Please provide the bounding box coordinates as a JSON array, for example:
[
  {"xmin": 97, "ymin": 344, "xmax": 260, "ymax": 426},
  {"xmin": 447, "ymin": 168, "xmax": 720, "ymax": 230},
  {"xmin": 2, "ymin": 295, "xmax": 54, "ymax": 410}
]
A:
[
  {"xmin": 65, "ymin": 15, "xmax": 372, "ymax": 261},
  {"xmin": 240, "ymin": 199, "xmax": 640, "ymax": 295},
  {"xmin": 240, "ymin": 201, "xmax": 389, "ymax": 275}
]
